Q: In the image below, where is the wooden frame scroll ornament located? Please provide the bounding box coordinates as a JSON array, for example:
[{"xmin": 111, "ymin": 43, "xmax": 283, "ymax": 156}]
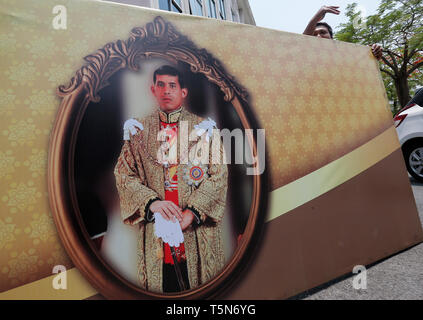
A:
[{"xmin": 48, "ymin": 16, "xmax": 267, "ymax": 299}]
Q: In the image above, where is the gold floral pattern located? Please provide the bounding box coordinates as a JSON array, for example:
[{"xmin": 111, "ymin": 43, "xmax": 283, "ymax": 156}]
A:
[
  {"xmin": 47, "ymin": 244, "xmax": 72, "ymax": 267},
  {"xmin": 2, "ymin": 119, "xmax": 39, "ymax": 146},
  {"xmin": 7, "ymin": 250, "xmax": 39, "ymax": 284},
  {"xmin": 23, "ymin": 149, "xmax": 47, "ymax": 177},
  {"xmin": 25, "ymin": 36, "xmax": 58, "ymax": 59},
  {"xmin": 29, "ymin": 213, "xmax": 57, "ymax": 243},
  {"xmin": 0, "ymin": 89, "xmax": 17, "ymax": 116},
  {"xmin": 1, "ymin": 181, "xmax": 41, "ymax": 213},
  {"xmin": 5, "ymin": 61, "xmax": 39, "ymax": 86},
  {"xmin": 63, "ymin": 39, "xmax": 91, "ymax": 58},
  {"xmin": 9, "ymin": 9, "xmax": 38, "ymax": 33},
  {"xmin": 0, "ymin": 218, "xmax": 16, "ymax": 249},
  {"xmin": 0, "ymin": 0, "xmax": 393, "ymax": 294},
  {"xmin": 0, "ymin": 150, "xmax": 19, "ymax": 179},
  {"xmin": 0, "ymin": 33, "xmax": 17, "ymax": 56},
  {"xmin": 44, "ymin": 63, "xmax": 74, "ymax": 85},
  {"xmin": 24, "ymin": 90, "xmax": 57, "ymax": 116}
]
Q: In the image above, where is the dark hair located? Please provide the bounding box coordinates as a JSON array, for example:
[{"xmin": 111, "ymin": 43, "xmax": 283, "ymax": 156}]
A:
[
  {"xmin": 316, "ymin": 22, "xmax": 334, "ymax": 39},
  {"xmin": 153, "ymin": 65, "xmax": 185, "ymax": 88}
]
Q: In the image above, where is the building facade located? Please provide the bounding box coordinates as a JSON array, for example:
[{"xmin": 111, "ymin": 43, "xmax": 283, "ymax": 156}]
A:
[{"xmin": 103, "ymin": 0, "xmax": 255, "ymax": 25}]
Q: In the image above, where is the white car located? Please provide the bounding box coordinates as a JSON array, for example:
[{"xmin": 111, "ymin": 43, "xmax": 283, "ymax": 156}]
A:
[{"xmin": 395, "ymin": 88, "xmax": 423, "ymax": 182}]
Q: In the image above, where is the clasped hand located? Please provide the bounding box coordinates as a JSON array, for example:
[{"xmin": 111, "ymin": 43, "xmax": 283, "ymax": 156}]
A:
[{"xmin": 150, "ymin": 200, "xmax": 194, "ymax": 231}]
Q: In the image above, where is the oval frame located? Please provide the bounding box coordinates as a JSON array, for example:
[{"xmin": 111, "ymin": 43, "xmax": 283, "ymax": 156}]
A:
[{"xmin": 48, "ymin": 16, "xmax": 267, "ymax": 299}]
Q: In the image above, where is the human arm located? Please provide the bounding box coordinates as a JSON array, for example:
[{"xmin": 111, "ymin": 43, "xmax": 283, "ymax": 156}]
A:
[
  {"xmin": 179, "ymin": 209, "xmax": 196, "ymax": 231},
  {"xmin": 114, "ymin": 140, "xmax": 161, "ymax": 225},
  {"xmin": 303, "ymin": 5, "xmax": 340, "ymax": 36}
]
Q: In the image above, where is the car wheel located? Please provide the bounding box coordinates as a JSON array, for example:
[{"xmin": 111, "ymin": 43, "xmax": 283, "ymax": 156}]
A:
[{"xmin": 404, "ymin": 142, "xmax": 423, "ymax": 182}]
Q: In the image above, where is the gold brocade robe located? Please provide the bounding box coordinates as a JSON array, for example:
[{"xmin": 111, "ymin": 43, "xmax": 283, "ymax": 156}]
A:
[{"xmin": 114, "ymin": 107, "xmax": 228, "ymax": 293}]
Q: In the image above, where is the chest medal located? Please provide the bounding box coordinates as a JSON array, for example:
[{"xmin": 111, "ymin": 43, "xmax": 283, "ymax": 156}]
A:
[{"xmin": 183, "ymin": 163, "xmax": 209, "ymax": 187}]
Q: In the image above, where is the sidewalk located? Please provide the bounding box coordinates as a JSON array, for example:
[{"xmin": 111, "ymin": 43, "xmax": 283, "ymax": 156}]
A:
[{"xmin": 294, "ymin": 177, "xmax": 423, "ymax": 300}]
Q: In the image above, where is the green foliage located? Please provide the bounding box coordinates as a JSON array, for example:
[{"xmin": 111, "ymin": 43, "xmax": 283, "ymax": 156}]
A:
[
  {"xmin": 335, "ymin": 0, "xmax": 423, "ymax": 113},
  {"xmin": 381, "ymin": 73, "xmax": 400, "ymax": 114}
]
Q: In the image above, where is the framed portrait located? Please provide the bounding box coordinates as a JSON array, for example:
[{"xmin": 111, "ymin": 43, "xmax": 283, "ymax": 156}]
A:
[
  {"xmin": 2, "ymin": 0, "xmax": 422, "ymax": 300},
  {"xmin": 48, "ymin": 16, "xmax": 268, "ymax": 299}
]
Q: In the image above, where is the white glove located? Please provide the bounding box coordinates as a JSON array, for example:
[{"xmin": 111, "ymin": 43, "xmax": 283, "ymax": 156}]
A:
[
  {"xmin": 123, "ymin": 119, "xmax": 144, "ymax": 141},
  {"xmin": 194, "ymin": 117, "xmax": 217, "ymax": 142},
  {"xmin": 153, "ymin": 212, "xmax": 184, "ymax": 247}
]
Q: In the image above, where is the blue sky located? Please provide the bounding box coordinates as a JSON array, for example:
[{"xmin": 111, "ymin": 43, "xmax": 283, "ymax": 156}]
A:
[{"xmin": 249, "ymin": 0, "xmax": 381, "ymax": 34}]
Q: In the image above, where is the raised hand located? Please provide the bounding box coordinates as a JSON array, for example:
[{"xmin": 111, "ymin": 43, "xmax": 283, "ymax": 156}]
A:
[
  {"xmin": 314, "ymin": 6, "xmax": 341, "ymax": 22},
  {"xmin": 304, "ymin": 5, "xmax": 340, "ymax": 36},
  {"xmin": 371, "ymin": 44, "xmax": 383, "ymax": 60}
]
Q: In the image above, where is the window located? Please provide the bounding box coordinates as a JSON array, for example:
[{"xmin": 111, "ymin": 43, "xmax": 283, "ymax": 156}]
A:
[
  {"xmin": 231, "ymin": 9, "xmax": 238, "ymax": 22},
  {"xmin": 171, "ymin": 0, "xmax": 182, "ymax": 12},
  {"xmin": 159, "ymin": 0, "xmax": 182, "ymax": 13},
  {"xmin": 218, "ymin": 0, "xmax": 226, "ymax": 19},
  {"xmin": 206, "ymin": 0, "xmax": 217, "ymax": 18},
  {"xmin": 159, "ymin": 0, "xmax": 169, "ymax": 10},
  {"xmin": 189, "ymin": 0, "xmax": 203, "ymax": 16}
]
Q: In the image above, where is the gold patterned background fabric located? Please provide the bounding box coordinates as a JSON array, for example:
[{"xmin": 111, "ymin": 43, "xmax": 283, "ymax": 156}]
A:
[{"xmin": 0, "ymin": 0, "xmax": 392, "ymax": 293}]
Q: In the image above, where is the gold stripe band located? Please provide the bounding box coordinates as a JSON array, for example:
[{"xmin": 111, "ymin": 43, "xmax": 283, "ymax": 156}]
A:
[
  {"xmin": 0, "ymin": 268, "xmax": 97, "ymax": 300},
  {"xmin": 266, "ymin": 126, "xmax": 400, "ymax": 222},
  {"xmin": 0, "ymin": 126, "xmax": 399, "ymax": 299}
]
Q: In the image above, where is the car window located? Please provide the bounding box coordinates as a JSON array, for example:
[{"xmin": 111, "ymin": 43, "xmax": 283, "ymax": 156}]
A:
[{"xmin": 409, "ymin": 88, "xmax": 423, "ymax": 107}]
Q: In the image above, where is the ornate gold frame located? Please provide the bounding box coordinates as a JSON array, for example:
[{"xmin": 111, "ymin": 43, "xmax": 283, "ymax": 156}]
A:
[{"xmin": 48, "ymin": 16, "xmax": 267, "ymax": 299}]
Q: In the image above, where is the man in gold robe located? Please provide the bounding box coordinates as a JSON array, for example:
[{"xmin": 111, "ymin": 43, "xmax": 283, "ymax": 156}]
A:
[{"xmin": 114, "ymin": 65, "xmax": 228, "ymax": 293}]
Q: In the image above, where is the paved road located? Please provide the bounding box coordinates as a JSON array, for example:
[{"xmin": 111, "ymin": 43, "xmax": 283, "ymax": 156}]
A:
[{"xmin": 294, "ymin": 176, "xmax": 423, "ymax": 300}]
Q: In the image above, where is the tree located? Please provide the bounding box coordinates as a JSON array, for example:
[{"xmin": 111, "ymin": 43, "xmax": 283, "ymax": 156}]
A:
[
  {"xmin": 381, "ymin": 72, "xmax": 399, "ymax": 113},
  {"xmin": 335, "ymin": 0, "xmax": 423, "ymax": 111}
]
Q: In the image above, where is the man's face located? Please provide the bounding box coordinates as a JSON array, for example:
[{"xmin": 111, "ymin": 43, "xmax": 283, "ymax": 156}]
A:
[
  {"xmin": 151, "ymin": 74, "xmax": 188, "ymax": 113},
  {"xmin": 313, "ymin": 26, "xmax": 332, "ymax": 39}
]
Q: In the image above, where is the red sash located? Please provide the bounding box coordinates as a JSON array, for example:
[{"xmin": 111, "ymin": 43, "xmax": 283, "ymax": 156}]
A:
[{"xmin": 160, "ymin": 120, "xmax": 186, "ymax": 265}]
